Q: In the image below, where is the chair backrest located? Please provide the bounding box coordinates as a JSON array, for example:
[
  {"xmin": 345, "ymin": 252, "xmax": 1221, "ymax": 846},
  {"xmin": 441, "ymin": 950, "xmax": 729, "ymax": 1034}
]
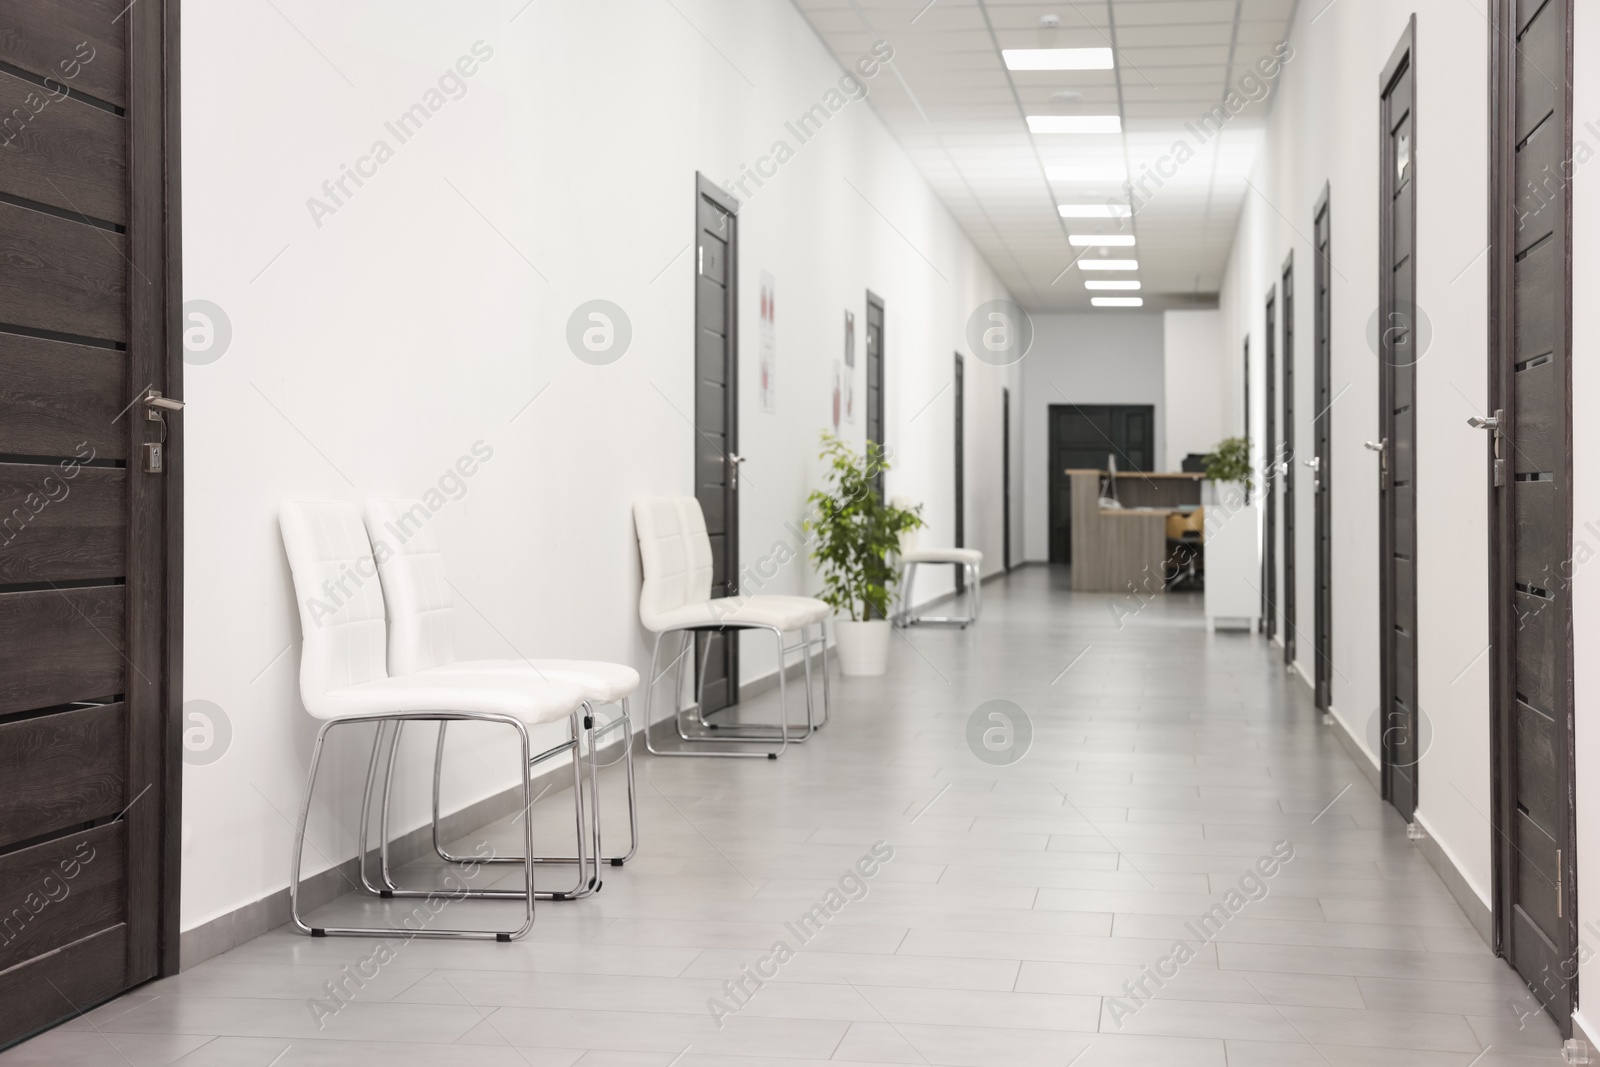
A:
[
  {"xmin": 279, "ymin": 501, "xmax": 391, "ymax": 713},
  {"xmin": 364, "ymin": 499, "xmax": 457, "ymax": 675},
  {"xmin": 633, "ymin": 496, "xmax": 714, "ymax": 630}
]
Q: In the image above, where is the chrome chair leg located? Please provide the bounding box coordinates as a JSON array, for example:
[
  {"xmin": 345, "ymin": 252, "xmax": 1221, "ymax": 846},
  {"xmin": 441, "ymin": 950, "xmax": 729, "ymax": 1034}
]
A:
[
  {"xmin": 290, "ymin": 714, "xmax": 536, "ymax": 941},
  {"xmin": 643, "ymin": 627, "xmax": 790, "ymax": 758}
]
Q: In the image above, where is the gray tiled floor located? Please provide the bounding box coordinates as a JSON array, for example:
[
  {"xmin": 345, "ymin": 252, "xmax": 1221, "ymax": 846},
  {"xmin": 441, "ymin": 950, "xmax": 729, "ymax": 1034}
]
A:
[{"xmin": 2, "ymin": 568, "xmax": 1568, "ymax": 1065}]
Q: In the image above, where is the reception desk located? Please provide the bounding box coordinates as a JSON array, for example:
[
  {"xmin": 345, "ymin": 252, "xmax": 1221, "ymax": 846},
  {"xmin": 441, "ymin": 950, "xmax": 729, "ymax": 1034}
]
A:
[{"xmin": 1068, "ymin": 470, "xmax": 1204, "ymax": 593}]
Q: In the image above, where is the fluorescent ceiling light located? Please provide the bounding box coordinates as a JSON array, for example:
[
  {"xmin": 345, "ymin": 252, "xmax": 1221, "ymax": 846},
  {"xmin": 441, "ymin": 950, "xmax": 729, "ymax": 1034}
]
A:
[
  {"xmin": 1069, "ymin": 234, "xmax": 1136, "ymax": 246},
  {"xmin": 1085, "ymin": 280, "xmax": 1142, "ymax": 290},
  {"xmin": 1092, "ymin": 297, "xmax": 1145, "ymax": 307},
  {"xmin": 1046, "ymin": 165, "xmax": 1127, "ymax": 182},
  {"xmin": 1028, "ymin": 115, "xmax": 1122, "ymax": 134},
  {"xmin": 1078, "ymin": 259, "xmax": 1139, "ymax": 271},
  {"xmin": 1004, "ymin": 48, "xmax": 1115, "ymax": 71},
  {"xmin": 1058, "ymin": 203, "xmax": 1132, "ymax": 218}
]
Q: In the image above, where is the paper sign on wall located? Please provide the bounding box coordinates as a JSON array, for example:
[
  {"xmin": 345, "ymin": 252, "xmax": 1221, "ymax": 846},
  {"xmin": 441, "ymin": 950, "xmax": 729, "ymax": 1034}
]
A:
[{"xmin": 759, "ymin": 271, "xmax": 776, "ymax": 413}]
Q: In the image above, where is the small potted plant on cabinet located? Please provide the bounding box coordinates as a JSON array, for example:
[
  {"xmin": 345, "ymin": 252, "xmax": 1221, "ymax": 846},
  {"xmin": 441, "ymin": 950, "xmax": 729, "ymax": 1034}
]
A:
[{"xmin": 806, "ymin": 432, "xmax": 923, "ymax": 676}]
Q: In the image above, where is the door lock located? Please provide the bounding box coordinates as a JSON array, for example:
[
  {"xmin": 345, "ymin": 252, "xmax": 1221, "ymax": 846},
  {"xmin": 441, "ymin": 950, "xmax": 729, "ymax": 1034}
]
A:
[
  {"xmin": 1303, "ymin": 455, "xmax": 1321, "ymax": 492},
  {"xmin": 1468, "ymin": 409, "xmax": 1506, "ymax": 486},
  {"xmin": 728, "ymin": 453, "xmax": 746, "ymax": 490}
]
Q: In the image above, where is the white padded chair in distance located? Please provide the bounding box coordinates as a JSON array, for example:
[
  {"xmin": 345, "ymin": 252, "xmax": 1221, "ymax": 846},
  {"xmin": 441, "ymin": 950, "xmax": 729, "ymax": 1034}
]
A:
[
  {"xmin": 279, "ymin": 501, "xmax": 591, "ymax": 940},
  {"xmin": 363, "ymin": 499, "xmax": 641, "ymax": 874},
  {"xmin": 634, "ymin": 496, "xmax": 830, "ymax": 758},
  {"xmin": 893, "ymin": 501, "xmax": 984, "ymax": 628}
]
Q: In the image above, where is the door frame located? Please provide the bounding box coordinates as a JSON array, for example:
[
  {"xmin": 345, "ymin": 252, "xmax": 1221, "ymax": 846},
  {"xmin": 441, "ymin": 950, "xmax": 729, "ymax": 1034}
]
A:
[
  {"xmin": 692, "ymin": 172, "xmax": 740, "ymax": 709},
  {"xmin": 149, "ymin": 0, "xmax": 185, "ymax": 981},
  {"xmin": 1281, "ymin": 251, "xmax": 1297, "ymax": 666},
  {"xmin": 1312, "ymin": 183, "xmax": 1334, "ymax": 709},
  {"xmin": 1487, "ymin": 0, "xmax": 1577, "ymax": 1032},
  {"xmin": 1263, "ymin": 288, "xmax": 1278, "ymax": 641},
  {"xmin": 1377, "ymin": 17, "xmax": 1419, "ymax": 819},
  {"xmin": 953, "ymin": 353, "xmax": 965, "ymax": 592},
  {"xmin": 1002, "ymin": 387, "xmax": 1012, "ymax": 571},
  {"xmin": 865, "ymin": 290, "xmax": 886, "ymax": 499}
]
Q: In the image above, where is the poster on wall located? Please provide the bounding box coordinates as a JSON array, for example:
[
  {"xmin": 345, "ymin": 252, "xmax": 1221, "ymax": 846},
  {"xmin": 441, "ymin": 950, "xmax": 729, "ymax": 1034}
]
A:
[
  {"xmin": 843, "ymin": 310, "xmax": 856, "ymax": 424},
  {"xmin": 759, "ymin": 271, "xmax": 776, "ymax": 413},
  {"xmin": 831, "ymin": 359, "xmax": 843, "ymax": 431}
]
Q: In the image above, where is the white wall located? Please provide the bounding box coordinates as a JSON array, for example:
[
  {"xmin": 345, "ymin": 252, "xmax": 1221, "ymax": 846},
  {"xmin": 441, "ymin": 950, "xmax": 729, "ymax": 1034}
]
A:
[
  {"xmin": 1162, "ymin": 309, "xmax": 1228, "ymax": 472},
  {"xmin": 1572, "ymin": 0, "xmax": 1600, "ymax": 1045},
  {"xmin": 1020, "ymin": 312, "xmax": 1165, "ymax": 561},
  {"xmin": 180, "ymin": 0, "xmax": 1017, "ymax": 933},
  {"xmin": 1217, "ymin": 3, "xmax": 1492, "ymax": 901}
]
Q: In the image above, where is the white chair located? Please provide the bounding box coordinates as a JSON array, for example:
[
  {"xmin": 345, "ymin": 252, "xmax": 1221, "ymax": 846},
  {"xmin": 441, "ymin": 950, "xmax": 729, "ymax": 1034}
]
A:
[
  {"xmin": 279, "ymin": 501, "xmax": 591, "ymax": 940},
  {"xmin": 633, "ymin": 496, "xmax": 830, "ymax": 758},
  {"xmin": 362, "ymin": 499, "xmax": 641, "ymax": 875},
  {"xmin": 893, "ymin": 499, "xmax": 984, "ymax": 628}
]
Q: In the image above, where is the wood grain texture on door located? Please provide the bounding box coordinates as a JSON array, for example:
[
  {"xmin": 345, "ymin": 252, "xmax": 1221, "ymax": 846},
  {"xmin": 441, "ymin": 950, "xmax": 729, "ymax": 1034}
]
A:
[{"xmin": 0, "ymin": 0, "xmax": 181, "ymax": 1046}]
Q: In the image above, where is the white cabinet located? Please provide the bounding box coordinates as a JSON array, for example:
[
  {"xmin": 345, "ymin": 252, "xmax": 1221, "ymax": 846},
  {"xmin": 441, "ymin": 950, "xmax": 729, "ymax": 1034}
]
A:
[{"xmin": 1203, "ymin": 482, "xmax": 1259, "ymax": 631}]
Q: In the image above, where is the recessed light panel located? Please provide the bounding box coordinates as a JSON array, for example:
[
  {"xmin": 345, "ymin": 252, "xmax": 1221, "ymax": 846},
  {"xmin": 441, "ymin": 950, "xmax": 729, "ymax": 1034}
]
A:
[
  {"xmin": 1028, "ymin": 115, "xmax": 1122, "ymax": 134},
  {"xmin": 1004, "ymin": 48, "xmax": 1115, "ymax": 71},
  {"xmin": 1058, "ymin": 204, "xmax": 1132, "ymax": 218},
  {"xmin": 1085, "ymin": 280, "xmax": 1142, "ymax": 290},
  {"xmin": 1077, "ymin": 259, "xmax": 1139, "ymax": 271},
  {"xmin": 1092, "ymin": 297, "xmax": 1145, "ymax": 307},
  {"xmin": 1069, "ymin": 234, "xmax": 1136, "ymax": 246}
]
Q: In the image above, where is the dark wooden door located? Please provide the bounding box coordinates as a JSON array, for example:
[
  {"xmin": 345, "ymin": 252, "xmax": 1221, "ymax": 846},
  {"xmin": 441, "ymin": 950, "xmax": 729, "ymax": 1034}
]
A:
[
  {"xmin": 953, "ymin": 353, "xmax": 965, "ymax": 593},
  {"xmin": 1377, "ymin": 22, "xmax": 1419, "ymax": 821},
  {"xmin": 1046, "ymin": 404, "xmax": 1155, "ymax": 564},
  {"xmin": 1002, "ymin": 388, "xmax": 1011, "ymax": 571},
  {"xmin": 1489, "ymin": 0, "xmax": 1575, "ymax": 1033},
  {"xmin": 1263, "ymin": 292, "xmax": 1278, "ymax": 641},
  {"xmin": 1281, "ymin": 255, "xmax": 1297, "ymax": 666},
  {"xmin": 1312, "ymin": 187, "xmax": 1334, "ymax": 709},
  {"xmin": 694, "ymin": 174, "xmax": 738, "ymax": 714},
  {"xmin": 865, "ymin": 291, "xmax": 885, "ymax": 498},
  {"xmin": 0, "ymin": 0, "xmax": 181, "ymax": 1047}
]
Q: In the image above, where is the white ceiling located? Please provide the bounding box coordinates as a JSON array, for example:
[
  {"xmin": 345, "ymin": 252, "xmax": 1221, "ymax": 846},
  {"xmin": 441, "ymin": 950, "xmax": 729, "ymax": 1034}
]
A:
[{"xmin": 792, "ymin": 0, "xmax": 1300, "ymax": 312}]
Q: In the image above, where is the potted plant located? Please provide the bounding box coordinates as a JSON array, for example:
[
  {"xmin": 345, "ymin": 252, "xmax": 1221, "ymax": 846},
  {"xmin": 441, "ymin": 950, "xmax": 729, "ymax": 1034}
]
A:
[
  {"xmin": 1203, "ymin": 435, "xmax": 1254, "ymax": 502},
  {"xmin": 805, "ymin": 432, "xmax": 923, "ymax": 676}
]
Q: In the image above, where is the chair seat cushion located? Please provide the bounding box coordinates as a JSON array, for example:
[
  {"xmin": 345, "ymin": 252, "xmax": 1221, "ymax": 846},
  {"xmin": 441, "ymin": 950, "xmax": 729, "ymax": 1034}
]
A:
[
  {"xmin": 651, "ymin": 594, "xmax": 828, "ymax": 632},
  {"xmin": 416, "ymin": 659, "xmax": 639, "ymax": 702},
  {"xmin": 311, "ymin": 674, "xmax": 587, "ymax": 725},
  {"xmin": 901, "ymin": 547, "xmax": 983, "ymax": 566}
]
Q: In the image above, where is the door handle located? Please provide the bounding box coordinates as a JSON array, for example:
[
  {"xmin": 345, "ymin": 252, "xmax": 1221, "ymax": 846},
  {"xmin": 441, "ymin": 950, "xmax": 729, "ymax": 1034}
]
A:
[
  {"xmin": 1365, "ymin": 438, "xmax": 1388, "ymax": 489},
  {"xmin": 1303, "ymin": 456, "xmax": 1321, "ymax": 492},
  {"xmin": 1469, "ymin": 409, "xmax": 1507, "ymax": 486},
  {"xmin": 728, "ymin": 453, "xmax": 746, "ymax": 490},
  {"xmin": 143, "ymin": 389, "xmax": 185, "ymax": 419}
]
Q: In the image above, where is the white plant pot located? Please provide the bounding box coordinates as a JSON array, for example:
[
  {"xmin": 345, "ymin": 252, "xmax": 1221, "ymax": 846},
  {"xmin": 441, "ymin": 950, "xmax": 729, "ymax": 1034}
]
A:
[{"xmin": 833, "ymin": 618, "xmax": 891, "ymax": 676}]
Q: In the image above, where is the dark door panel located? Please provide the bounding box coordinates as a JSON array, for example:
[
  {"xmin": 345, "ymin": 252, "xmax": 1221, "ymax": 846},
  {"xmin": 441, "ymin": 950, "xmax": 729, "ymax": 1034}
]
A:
[
  {"xmin": 0, "ymin": 2, "xmax": 181, "ymax": 1045},
  {"xmin": 1490, "ymin": 0, "xmax": 1576, "ymax": 1033},
  {"xmin": 693, "ymin": 174, "xmax": 739, "ymax": 713},
  {"xmin": 1378, "ymin": 21, "xmax": 1420, "ymax": 822},
  {"xmin": 1312, "ymin": 189, "xmax": 1333, "ymax": 709}
]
